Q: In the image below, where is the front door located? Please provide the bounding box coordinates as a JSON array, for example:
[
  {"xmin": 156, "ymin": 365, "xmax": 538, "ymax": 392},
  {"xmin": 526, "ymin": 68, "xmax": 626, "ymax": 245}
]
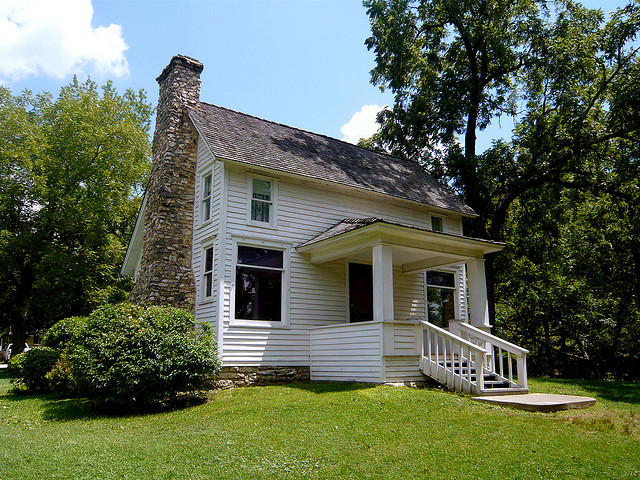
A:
[{"xmin": 349, "ymin": 263, "xmax": 373, "ymax": 322}]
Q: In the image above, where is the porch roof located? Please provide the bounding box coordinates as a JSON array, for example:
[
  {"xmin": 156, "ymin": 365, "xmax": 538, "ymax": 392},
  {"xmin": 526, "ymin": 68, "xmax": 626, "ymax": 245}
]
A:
[{"xmin": 296, "ymin": 218, "xmax": 504, "ymax": 273}]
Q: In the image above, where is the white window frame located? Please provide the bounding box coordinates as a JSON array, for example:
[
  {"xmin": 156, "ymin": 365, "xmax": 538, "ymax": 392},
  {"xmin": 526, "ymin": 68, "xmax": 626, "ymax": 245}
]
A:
[
  {"xmin": 230, "ymin": 237, "xmax": 290, "ymax": 328},
  {"xmin": 201, "ymin": 170, "xmax": 213, "ymax": 225},
  {"xmin": 246, "ymin": 174, "xmax": 278, "ymax": 228},
  {"xmin": 424, "ymin": 268, "xmax": 460, "ymax": 326},
  {"xmin": 201, "ymin": 240, "xmax": 215, "ymax": 303}
]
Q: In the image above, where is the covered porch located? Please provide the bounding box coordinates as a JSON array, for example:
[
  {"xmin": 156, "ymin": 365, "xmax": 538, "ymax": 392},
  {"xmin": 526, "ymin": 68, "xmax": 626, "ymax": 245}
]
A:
[{"xmin": 297, "ymin": 218, "xmax": 529, "ymax": 394}]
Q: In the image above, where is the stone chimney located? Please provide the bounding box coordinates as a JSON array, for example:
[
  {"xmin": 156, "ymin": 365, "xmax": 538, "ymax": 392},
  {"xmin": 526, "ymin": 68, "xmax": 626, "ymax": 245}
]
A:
[{"xmin": 130, "ymin": 55, "xmax": 203, "ymax": 310}]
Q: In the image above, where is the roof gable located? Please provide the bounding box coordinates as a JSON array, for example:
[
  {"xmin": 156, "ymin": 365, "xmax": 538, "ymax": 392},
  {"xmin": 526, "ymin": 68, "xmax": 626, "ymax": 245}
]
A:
[{"xmin": 189, "ymin": 102, "xmax": 476, "ymax": 216}]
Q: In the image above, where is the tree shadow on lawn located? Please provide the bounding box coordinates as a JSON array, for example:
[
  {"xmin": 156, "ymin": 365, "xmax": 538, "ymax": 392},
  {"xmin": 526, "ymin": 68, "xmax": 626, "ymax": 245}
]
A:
[
  {"xmin": 2, "ymin": 389, "xmax": 209, "ymax": 422},
  {"xmin": 282, "ymin": 381, "xmax": 379, "ymax": 394},
  {"xmin": 536, "ymin": 377, "xmax": 640, "ymax": 405}
]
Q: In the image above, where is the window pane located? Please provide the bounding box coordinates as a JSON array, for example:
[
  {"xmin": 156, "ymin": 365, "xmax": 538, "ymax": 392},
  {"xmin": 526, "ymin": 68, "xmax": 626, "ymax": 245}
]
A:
[
  {"xmin": 235, "ymin": 266, "xmax": 282, "ymax": 321},
  {"xmin": 238, "ymin": 246, "xmax": 283, "ymax": 268},
  {"xmin": 431, "ymin": 216, "xmax": 443, "ymax": 232},
  {"xmin": 251, "ymin": 199, "xmax": 270, "ymax": 222},
  {"xmin": 203, "ymin": 198, "xmax": 211, "ymax": 221},
  {"xmin": 253, "ymin": 179, "xmax": 271, "ymax": 200},
  {"xmin": 427, "ymin": 287, "xmax": 455, "ymax": 328},
  {"xmin": 204, "ymin": 175, "xmax": 212, "ymax": 197},
  {"xmin": 204, "ymin": 272, "xmax": 212, "ymax": 298},
  {"xmin": 426, "ymin": 271, "xmax": 455, "ymax": 288},
  {"xmin": 205, "ymin": 247, "xmax": 213, "ymax": 272}
]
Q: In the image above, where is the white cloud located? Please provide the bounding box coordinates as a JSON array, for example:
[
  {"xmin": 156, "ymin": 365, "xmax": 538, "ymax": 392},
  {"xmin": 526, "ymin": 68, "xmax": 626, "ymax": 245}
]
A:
[
  {"xmin": 341, "ymin": 104, "xmax": 385, "ymax": 144},
  {"xmin": 0, "ymin": 0, "xmax": 128, "ymax": 81}
]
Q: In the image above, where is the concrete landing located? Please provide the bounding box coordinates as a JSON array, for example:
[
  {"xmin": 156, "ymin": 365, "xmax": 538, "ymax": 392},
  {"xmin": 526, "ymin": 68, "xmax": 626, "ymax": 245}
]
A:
[{"xmin": 472, "ymin": 393, "xmax": 596, "ymax": 412}]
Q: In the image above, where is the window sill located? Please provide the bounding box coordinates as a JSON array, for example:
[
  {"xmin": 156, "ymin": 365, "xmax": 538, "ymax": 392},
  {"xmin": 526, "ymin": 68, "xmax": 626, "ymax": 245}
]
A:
[
  {"xmin": 230, "ymin": 319, "xmax": 290, "ymax": 329},
  {"xmin": 246, "ymin": 220, "xmax": 278, "ymax": 230}
]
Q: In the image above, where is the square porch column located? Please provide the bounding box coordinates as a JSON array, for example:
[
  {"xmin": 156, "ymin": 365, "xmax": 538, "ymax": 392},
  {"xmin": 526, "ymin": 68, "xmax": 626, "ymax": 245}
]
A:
[
  {"xmin": 467, "ymin": 258, "xmax": 490, "ymax": 328},
  {"xmin": 372, "ymin": 244, "xmax": 394, "ymax": 322}
]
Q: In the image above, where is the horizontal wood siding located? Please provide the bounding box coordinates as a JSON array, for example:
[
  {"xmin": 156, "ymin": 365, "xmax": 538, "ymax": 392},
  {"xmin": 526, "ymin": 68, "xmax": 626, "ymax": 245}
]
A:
[
  {"xmin": 193, "ymin": 138, "xmax": 221, "ymax": 340},
  {"xmin": 394, "ymin": 267, "xmax": 426, "ymax": 321},
  {"xmin": 310, "ymin": 322, "xmax": 383, "ymax": 382},
  {"xmin": 383, "ymin": 356, "xmax": 424, "ymax": 382}
]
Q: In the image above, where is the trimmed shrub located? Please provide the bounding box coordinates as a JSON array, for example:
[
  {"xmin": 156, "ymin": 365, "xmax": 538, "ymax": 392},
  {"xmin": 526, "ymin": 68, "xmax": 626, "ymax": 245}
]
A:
[
  {"xmin": 69, "ymin": 303, "xmax": 220, "ymax": 408},
  {"xmin": 42, "ymin": 316, "xmax": 88, "ymax": 352},
  {"xmin": 45, "ymin": 353, "xmax": 76, "ymax": 395},
  {"xmin": 8, "ymin": 347, "xmax": 61, "ymax": 392}
]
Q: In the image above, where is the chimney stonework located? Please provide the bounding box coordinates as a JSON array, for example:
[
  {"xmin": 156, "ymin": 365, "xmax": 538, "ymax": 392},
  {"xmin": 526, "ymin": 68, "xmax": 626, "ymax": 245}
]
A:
[{"xmin": 130, "ymin": 55, "xmax": 203, "ymax": 310}]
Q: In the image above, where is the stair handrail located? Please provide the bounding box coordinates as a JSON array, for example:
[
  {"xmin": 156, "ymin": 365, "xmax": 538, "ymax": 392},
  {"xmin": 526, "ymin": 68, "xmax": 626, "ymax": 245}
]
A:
[
  {"xmin": 419, "ymin": 321, "xmax": 488, "ymax": 394},
  {"xmin": 449, "ymin": 321, "xmax": 528, "ymax": 389}
]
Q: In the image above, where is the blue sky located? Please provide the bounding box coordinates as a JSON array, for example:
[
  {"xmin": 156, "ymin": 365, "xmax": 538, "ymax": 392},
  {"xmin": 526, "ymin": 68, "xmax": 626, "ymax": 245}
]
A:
[{"xmin": 0, "ymin": 0, "xmax": 630, "ymax": 152}]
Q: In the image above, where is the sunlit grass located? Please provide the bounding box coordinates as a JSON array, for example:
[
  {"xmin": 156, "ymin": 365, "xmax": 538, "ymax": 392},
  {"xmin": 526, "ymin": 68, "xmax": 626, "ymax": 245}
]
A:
[{"xmin": 1, "ymin": 371, "xmax": 638, "ymax": 479}]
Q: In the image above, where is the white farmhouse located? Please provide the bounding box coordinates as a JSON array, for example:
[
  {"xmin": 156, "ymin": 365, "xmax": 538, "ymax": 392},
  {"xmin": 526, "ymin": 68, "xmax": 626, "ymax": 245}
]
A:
[{"xmin": 123, "ymin": 55, "xmax": 528, "ymax": 394}]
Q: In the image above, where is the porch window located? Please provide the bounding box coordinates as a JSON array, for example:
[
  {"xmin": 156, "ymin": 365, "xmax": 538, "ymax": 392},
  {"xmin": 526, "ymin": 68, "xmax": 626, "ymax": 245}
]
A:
[
  {"xmin": 251, "ymin": 179, "xmax": 272, "ymax": 223},
  {"xmin": 426, "ymin": 270, "xmax": 456, "ymax": 328},
  {"xmin": 235, "ymin": 246, "xmax": 283, "ymax": 322},
  {"xmin": 203, "ymin": 246, "xmax": 214, "ymax": 300},
  {"xmin": 202, "ymin": 172, "xmax": 212, "ymax": 223}
]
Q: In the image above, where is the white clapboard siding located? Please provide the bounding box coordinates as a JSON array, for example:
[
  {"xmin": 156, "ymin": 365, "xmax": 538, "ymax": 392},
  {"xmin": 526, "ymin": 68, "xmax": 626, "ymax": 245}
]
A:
[
  {"xmin": 383, "ymin": 356, "xmax": 424, "ymax": 382},
  {"xmin": 193, "ymin": 159, "xmax": 467, "ymax": 368},
  {"xmin": 310, "ymin": 322, "xmax": 383, "ymax": 382},
  {"xmin": 193, "ymin": 138, "xmax": 223, "ymax": 339}
]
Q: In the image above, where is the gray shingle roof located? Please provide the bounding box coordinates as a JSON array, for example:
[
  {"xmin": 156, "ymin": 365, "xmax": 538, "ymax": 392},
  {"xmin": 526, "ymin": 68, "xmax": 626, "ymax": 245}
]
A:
[{"xmin": 188, "ymin": 102, "xmax": 476, "ymax": 216}]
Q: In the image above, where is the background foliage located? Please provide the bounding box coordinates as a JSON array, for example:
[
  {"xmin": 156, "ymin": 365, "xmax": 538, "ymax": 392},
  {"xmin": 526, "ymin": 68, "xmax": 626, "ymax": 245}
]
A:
[{"xmin": 0, "ymin": 79, "xmax": 152, "ymax": 354}]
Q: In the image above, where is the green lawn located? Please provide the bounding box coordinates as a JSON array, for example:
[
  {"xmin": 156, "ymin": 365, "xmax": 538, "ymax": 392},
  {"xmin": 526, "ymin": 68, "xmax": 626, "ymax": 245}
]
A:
[{"xmin": 1, "ymin": 370, "xmax": 638, "ymax": 479}]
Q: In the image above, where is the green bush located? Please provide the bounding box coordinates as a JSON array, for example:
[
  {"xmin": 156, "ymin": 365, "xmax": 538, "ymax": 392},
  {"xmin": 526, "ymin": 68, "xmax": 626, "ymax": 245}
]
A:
[
  {"xmin": 69, "ymin": 303, "xmax": 220, "ymax": 408},
  {"xmin": 42, "ymin": 316, "xmax": 88, "ymax": 351},
  {"xmin": 45, "ymin": 353, "xmax": 76, "ymax": 395},
  {"xmin": 8, "ymin": 347, "xmax": 61, "ymax": 392}
]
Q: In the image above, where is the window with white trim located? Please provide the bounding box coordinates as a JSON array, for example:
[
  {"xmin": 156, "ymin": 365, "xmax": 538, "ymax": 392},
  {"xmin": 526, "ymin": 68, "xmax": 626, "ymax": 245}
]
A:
[
  {"xmin": 202, "ymin": 246, "xmax": 214, "ymax": 300},
  {"xmin": 251, "ymin": 178, "xmax": 272, "ymax": 223},
  {"xmin": 426, "ymin": 270, "xmax": 456, "ymax": 328},
  {"xmin": 235, "ymin": 246, "xmax": 284, "ymax": 322},
  {"xmin": 202, "ymin": 172, "xmax": 212, "ymax": 223}
]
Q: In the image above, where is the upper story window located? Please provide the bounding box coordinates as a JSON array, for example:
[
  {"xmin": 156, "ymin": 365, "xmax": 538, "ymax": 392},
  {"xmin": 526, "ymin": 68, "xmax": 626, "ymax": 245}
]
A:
[
  {"xmin": 235, "ymin": 246, "xmax": 284, "ymax": 322},
  {"xmin": 202, "ymin": 172, "xmax": 212, "ymax": 223},
  {"xmin": 251, "ymin": 178, "xmax": 272, "ymax": 223},
  {"xmin": 431, "ymin": 215, "xmax": 443, "ymax": 232}
]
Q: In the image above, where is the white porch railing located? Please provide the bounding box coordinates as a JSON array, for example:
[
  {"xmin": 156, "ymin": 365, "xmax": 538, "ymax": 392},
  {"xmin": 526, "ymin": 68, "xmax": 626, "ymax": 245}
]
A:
[
  {"xmin": 449, "ymin": 321, "xmax": 529, "ymax": 390},
  {"xmin": 419, "ymin": 321, "xmax": 488, "ymax": 395}
]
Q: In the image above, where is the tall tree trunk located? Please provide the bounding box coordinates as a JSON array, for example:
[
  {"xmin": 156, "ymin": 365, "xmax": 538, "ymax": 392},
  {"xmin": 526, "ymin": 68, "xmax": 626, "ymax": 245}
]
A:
[{"xmin": 10, "ymin": 262, "xmax": 33, "ymax": 359}]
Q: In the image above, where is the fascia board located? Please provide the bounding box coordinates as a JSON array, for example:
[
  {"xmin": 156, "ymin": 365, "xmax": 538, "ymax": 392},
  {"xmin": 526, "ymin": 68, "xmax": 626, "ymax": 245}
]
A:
[{"xmin": 121, "ymin": 192, "xmax": 147, "ymax": 276}]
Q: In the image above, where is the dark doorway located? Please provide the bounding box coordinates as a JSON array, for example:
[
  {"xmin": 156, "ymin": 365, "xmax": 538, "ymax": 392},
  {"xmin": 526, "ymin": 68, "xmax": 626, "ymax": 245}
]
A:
[{"xmin": 349, "ymin": 263, "xmax": 373, "ymax": 322}]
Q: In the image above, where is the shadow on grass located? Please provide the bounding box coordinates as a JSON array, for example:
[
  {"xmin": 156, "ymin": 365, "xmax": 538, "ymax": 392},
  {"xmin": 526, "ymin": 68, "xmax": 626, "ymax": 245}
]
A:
[
  {"xmin": 283, "ymin": 381, "xmax": 377, "ymax": 394},
  {"xmin": 38, "ymin": 393, "xmax": 209, "ymax": 421},
  {"xmin": 2, "ymin": 387, "xmax": 209, "ymax": 421},
  {"xmin": 535, "ymin": 377, "xmax": 640, "ymax": 405}
]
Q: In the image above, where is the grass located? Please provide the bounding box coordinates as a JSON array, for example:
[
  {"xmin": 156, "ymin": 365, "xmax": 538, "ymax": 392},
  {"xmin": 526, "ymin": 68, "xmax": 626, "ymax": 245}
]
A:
[{"xmin": 1, "ymin": 370, "xmax": 639, "ymax": 480}]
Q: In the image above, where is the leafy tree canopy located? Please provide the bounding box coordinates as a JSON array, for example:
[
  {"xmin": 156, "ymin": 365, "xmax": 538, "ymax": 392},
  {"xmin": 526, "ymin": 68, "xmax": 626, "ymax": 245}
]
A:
[{"xmin": 0, "ymin": 78, "xmax": 152, "ymax": 353}]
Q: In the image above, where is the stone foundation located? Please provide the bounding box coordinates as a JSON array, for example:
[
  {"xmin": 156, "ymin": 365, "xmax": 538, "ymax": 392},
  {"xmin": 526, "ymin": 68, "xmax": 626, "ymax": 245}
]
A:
[{"xmin": 214, "ymin": 366, "xmax": 311, "ymax": 388}]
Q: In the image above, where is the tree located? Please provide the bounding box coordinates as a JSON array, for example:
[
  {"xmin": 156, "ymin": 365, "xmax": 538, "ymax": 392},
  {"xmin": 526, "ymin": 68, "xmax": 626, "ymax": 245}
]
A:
[
  {"xmin": 365, "ymin": 0, "xmax": 640, "ymax": 325},
  {"xmin": 0, "ymin": 78, "xmax": 152, "ymax": 356}
]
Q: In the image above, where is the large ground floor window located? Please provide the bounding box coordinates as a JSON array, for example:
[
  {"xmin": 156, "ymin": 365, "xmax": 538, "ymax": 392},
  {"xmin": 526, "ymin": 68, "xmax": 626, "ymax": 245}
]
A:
[
  {"xmin": 426, "ymin": 270, "xmax": 456, "ymax": 328},
  {"xmin": 235, "ymin": 246, "xmax": 283, "ymax": 322}
]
